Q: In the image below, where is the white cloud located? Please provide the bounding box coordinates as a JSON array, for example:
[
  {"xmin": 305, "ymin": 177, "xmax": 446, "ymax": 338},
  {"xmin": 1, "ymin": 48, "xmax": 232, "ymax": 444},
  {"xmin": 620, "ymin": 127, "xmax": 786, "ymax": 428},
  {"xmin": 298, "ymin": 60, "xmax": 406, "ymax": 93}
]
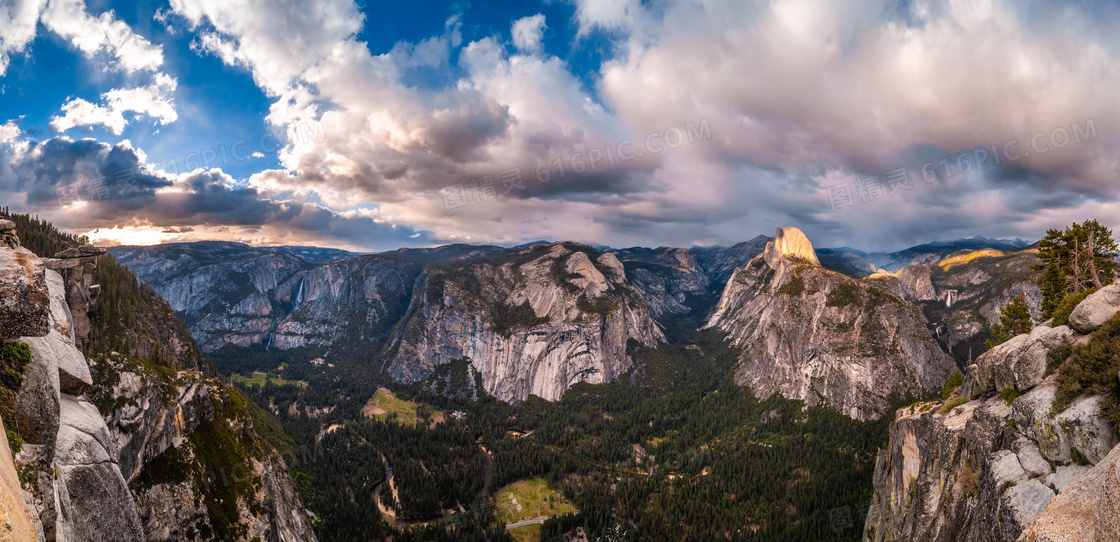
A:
[
  {"xmin": 511, "ymin": 14, "xmax": 546, "ymax": 53},
  {"xmin": 145, "ymin": 0, "xmax": 1120, "ymax": 249},
  {"xmin": 0, "ymin": 0, "xmax": 46, "ymax": 75},
  {"xmin": 51, "ymin": 74, "xmax": 178, "ymax": 134},
  {"xmin": 40, "ymin": 0, "xmax": 163, "ymax": 73},
  {"xmin": 170, "ymin": 0, "xmax": 364, "ymax": 95},
  {"xmin": 573, "ymin": 0, "xmax": 644, "ymax": 37},
  {"xmin": 0, "ymin": 119, "xmax": 21, "ymax": 143}
]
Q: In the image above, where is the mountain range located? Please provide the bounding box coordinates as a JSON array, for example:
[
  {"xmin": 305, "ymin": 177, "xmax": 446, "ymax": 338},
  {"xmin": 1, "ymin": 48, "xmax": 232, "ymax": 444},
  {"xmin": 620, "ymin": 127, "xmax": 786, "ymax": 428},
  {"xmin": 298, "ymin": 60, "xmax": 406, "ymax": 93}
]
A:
[{"xmin": 107, "ymin": 229, "xmax": 1037, "ymax": 419}]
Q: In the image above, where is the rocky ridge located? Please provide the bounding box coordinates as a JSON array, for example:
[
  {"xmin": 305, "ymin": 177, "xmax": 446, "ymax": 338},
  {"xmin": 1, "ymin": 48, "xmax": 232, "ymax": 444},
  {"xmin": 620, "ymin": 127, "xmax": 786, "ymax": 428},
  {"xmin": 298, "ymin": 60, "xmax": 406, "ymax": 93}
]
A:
[
  {"xmin": 864, "ymin": 281, "xmax": 1120, "ymax": 541},
  {"xmin": 2, "ymin": 241, "xmax": 143, "ymax": 541},
  {"xmin": 114, "ymin": 241, "xmax": 665, "ymax": 404},
  {"xmin": 612, "ymin": 246, "xmax": 712, "ymax": 317},
  {"xmin": 109, "ymin": 233, "xmax": 1036, "ymax": 410},
  {"xmin": 0, "ymin": 221, "xmax": 317, "ymax": 542},
  {"xmin": 386, "ymin": 243, "xmax": 664, "ymax": 402},
  {"xmin": 705, "ymin": 227, "xmax": 955, "ymax": 420}
]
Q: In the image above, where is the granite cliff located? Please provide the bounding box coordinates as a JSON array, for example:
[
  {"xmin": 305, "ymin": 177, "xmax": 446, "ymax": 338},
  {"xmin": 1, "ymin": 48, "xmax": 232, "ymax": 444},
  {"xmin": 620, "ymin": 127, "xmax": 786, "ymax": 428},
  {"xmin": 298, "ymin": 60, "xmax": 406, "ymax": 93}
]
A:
[
  {"xmin": 864, "ymin": 281, "xmax": 1120, "ymax": 541},
  {"xmin": 0, "ymin": 217, "xmax": 316, "ymax": 542},
  {"xmin": 705, "ymin": 227, "xmax": 956, "ymax": 420},
  {"xmin": 113, "ymin": 241, "xmax": 665, "ymax": 404},
  {"xmin": 386, "ymin": 243, "xmax": 663, "ymax": 402}
]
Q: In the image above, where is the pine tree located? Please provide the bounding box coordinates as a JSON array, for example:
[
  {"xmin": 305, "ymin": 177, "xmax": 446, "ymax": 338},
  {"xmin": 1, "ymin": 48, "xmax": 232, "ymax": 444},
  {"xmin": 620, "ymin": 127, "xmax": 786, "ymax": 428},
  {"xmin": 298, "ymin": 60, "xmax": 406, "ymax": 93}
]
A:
[
  {"xmin": 1039, "ymin": 262, "xmax": 1066, "ymax": 317},
  {"xmin": 986, "ymin": 295, "xmax": 1033, "ymax": 348},
  {"xmin": 1036, "ymin": 220, "xmax": 1119, "ymax": 318}
]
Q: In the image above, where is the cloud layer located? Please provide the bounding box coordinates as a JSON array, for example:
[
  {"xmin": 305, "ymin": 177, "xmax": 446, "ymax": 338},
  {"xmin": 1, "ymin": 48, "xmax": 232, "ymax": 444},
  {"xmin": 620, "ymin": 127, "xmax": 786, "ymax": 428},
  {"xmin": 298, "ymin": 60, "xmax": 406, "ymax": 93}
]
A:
[{"xmin": 3, "ymin": 0, "xmax": 1120, "ymax": 251}]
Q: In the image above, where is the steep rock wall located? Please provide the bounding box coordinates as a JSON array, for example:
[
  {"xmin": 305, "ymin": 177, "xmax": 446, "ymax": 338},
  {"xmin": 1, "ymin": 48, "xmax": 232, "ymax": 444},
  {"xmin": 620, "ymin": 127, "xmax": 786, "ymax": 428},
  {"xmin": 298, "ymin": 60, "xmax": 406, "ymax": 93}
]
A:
[
  {"xmin": 388, "ymin": 244, "xmax": 663, "ymax": 402},
  {"xmin": 866, "ymin": 280, "xmax": 1120, "ymax": 541},
  {"xmin": 706, "ymin": 228, "xmax": 954, "ymax": 420}
]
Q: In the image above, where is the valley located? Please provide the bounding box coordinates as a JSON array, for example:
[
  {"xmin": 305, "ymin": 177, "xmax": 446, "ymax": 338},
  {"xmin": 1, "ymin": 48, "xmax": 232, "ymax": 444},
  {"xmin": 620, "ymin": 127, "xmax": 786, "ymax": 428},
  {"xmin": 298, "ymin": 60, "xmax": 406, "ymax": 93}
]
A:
[
  {"xmin": 4, "ymin": 3, "xmax": 1117, "ymax": 540},
  {"xmin": 5, "ymin": 212, "xmax": 1116, "ymax": 541},
  {"xmin": 104, "ymin": 227, "xmax": 1047, "ymax": 540}
]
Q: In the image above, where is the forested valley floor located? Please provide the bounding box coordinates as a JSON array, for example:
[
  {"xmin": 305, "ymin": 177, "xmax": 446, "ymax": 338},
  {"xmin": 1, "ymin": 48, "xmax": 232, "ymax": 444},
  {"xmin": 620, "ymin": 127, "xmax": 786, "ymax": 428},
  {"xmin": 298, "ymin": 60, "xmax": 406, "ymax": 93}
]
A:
[{"xmin": 224, "ymin": 301, "xmax": 910, "ymax": 542}]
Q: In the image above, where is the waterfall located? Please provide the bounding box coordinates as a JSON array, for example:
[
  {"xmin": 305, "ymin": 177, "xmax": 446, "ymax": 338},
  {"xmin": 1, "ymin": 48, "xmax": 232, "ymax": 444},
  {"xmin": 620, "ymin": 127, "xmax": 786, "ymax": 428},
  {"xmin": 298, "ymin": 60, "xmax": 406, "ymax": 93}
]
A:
[{"xmin": 293, "ymin": 277, "xmax": 305, "ymax": 311}]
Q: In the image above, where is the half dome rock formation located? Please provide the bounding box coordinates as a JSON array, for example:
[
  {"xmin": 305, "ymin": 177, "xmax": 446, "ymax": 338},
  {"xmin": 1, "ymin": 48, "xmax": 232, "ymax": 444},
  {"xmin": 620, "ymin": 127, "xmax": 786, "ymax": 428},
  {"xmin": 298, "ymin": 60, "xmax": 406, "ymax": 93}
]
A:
[
  {"xmin": 764, "ymin": 226, "xmax": 821, "ymax": 268},
  {"xmin": 706, "ymin": 227, "xmax": 954, "ymax": 420}
]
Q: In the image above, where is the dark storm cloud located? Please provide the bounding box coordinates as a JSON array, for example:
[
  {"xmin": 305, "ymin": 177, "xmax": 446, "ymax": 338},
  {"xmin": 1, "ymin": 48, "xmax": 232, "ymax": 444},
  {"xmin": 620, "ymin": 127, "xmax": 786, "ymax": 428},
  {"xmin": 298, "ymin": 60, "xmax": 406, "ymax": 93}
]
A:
[
  {"xmin": 421, "ymin": 93, "xmax": 513, "ymax": 162},
  {"xmin": 3, "ymin": 137, "xmax": 171, "ymax": 208},
  {"xmin": 0, "ymin": 135, "xmax": 431, "ymax": 250}
]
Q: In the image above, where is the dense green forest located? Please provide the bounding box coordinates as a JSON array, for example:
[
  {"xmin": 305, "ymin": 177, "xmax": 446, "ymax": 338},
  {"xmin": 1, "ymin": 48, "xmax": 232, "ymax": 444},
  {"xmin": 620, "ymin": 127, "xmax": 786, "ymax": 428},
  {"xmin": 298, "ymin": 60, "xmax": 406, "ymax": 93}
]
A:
[{"xmin": 234, "ymin": 305, "xmax": 897, "ymax": 541}]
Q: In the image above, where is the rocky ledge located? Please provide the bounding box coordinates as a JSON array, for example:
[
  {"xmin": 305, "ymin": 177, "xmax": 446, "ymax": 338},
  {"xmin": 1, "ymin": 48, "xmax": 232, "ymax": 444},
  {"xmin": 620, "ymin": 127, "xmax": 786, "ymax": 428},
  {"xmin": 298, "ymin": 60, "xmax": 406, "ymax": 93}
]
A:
[
  {"xmin": 865, "ymin": 281, "xmax": 1120, "ymax": 541},
  {"xmin": 1, "ymin": 241, "xmax": 142, "ymax": 541},
  {"xmin": 0, "ymin": 224, "xmax": 316, "ymax": 542}
]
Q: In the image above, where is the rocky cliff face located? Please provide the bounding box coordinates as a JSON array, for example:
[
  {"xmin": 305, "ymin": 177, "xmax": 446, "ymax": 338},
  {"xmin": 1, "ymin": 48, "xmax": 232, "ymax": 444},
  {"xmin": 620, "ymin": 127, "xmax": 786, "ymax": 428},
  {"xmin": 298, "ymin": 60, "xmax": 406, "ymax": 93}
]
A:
[
  {"xmin": 2, "ymin": 242, "xmax": 144, "ymax": 542},
  {"xmin": 114, "ymin": 241, "xmax": 665, "ymax": 404},
  {"xmin": 865, "ymin": 264, "xmax": 938, "ymax": 302},
  {"xmin": 705, "ymin": 227, "xmax": 955, "ymax": 420},
  {"xmin": 110, "ymin": 242, "xmax": 506, "ymax": 353},
  {"xmin": 387, "ymin": 243, "xmax": 663, "ymax": 402},
  {"xmin": 693, "ymin": 235, "xmax": 771, "ymax": 284},
  {"xmin": 865, "ymin": 282, "xmax": 1120, "ymax": 541},
  {"xmin": 0, "ymin": 223, "xmax": 317, "ymax": 542}
]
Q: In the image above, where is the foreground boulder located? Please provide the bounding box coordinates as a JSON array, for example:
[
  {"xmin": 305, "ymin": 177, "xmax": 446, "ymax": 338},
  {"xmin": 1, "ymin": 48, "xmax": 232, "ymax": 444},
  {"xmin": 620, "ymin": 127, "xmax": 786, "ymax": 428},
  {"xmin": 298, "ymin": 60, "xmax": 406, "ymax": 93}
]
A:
[
  {"xmin": 866, "ymin": 285, "xmax": 1120, "ymax": 541},
  {"xmin": 1011, "ymin": 378, "xmax": 1118, "ymax": 465},
  {"xmin": 1067, "ymin": 281, "xmax": 1120, "ymax": 334},
  {"xmin": 975, "ymin": 325, "xmax": 1073, "ymax": 393},
  {"xmin": 4, "ymin": 248, "xmax": 145, "ymax": 540},
  {"xmin": 1, "ymin": 223, "xmax": 318, "ymax": 541},
  {"xmin": 1022, "ymin": 442, "xmax": 1120, "ymax": 541},
  {"xmin": 0, "ymin": 246, "xmax": 50, "ymax": 339}
]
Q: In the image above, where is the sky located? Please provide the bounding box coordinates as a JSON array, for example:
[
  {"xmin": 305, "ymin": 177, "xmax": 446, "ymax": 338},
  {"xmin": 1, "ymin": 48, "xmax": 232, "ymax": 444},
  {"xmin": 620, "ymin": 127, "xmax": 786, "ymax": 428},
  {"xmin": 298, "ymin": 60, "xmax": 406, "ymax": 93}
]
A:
[{"xmin": 1, "ymin": 0, "xmax": 1120, "ymax": 253}]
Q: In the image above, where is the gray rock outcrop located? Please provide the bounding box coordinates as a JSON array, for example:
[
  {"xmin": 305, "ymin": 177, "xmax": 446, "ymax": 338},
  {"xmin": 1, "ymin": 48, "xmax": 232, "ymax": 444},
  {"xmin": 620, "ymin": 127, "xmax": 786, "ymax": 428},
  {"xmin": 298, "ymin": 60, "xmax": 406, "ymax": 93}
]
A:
[
  {"xmin": 975, "ymin": 325, "xmax": 1073, "ymax": 393},
  {"xmin": 1067, "ymin": 281, "xmax": 1120, "ymax": 334},
  {"xmin": 866, "ymin": 285, "xmax": 1120, "ymax": 542},
  {"xmin": 1022, "ymin": 442, "xmax": 1120, "ymax": 542},
  {"xmin": 0, "ymin": 246, "xmax": 50, "ymax": 339},
  {"xmin": 44, "ymin": 245, "xmax": 106, "ymax": 348},
  {"xmin": 4, "ymin": 247, "xmax": 145, "ymax": 541},
  {"xmin": 2, "ymin": 233, "xmax": 317, "ymax": 542},
  {"xmin": 0, "ymin": 219, "xmax": 19, "ymax": 249},
  {"xmin": 864, "ymin": 397, "xmax": 1056, "ymax": 541},
  {"xmin": 897, "ymin": 264, "xmax": 938, "ymax": 301}
]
